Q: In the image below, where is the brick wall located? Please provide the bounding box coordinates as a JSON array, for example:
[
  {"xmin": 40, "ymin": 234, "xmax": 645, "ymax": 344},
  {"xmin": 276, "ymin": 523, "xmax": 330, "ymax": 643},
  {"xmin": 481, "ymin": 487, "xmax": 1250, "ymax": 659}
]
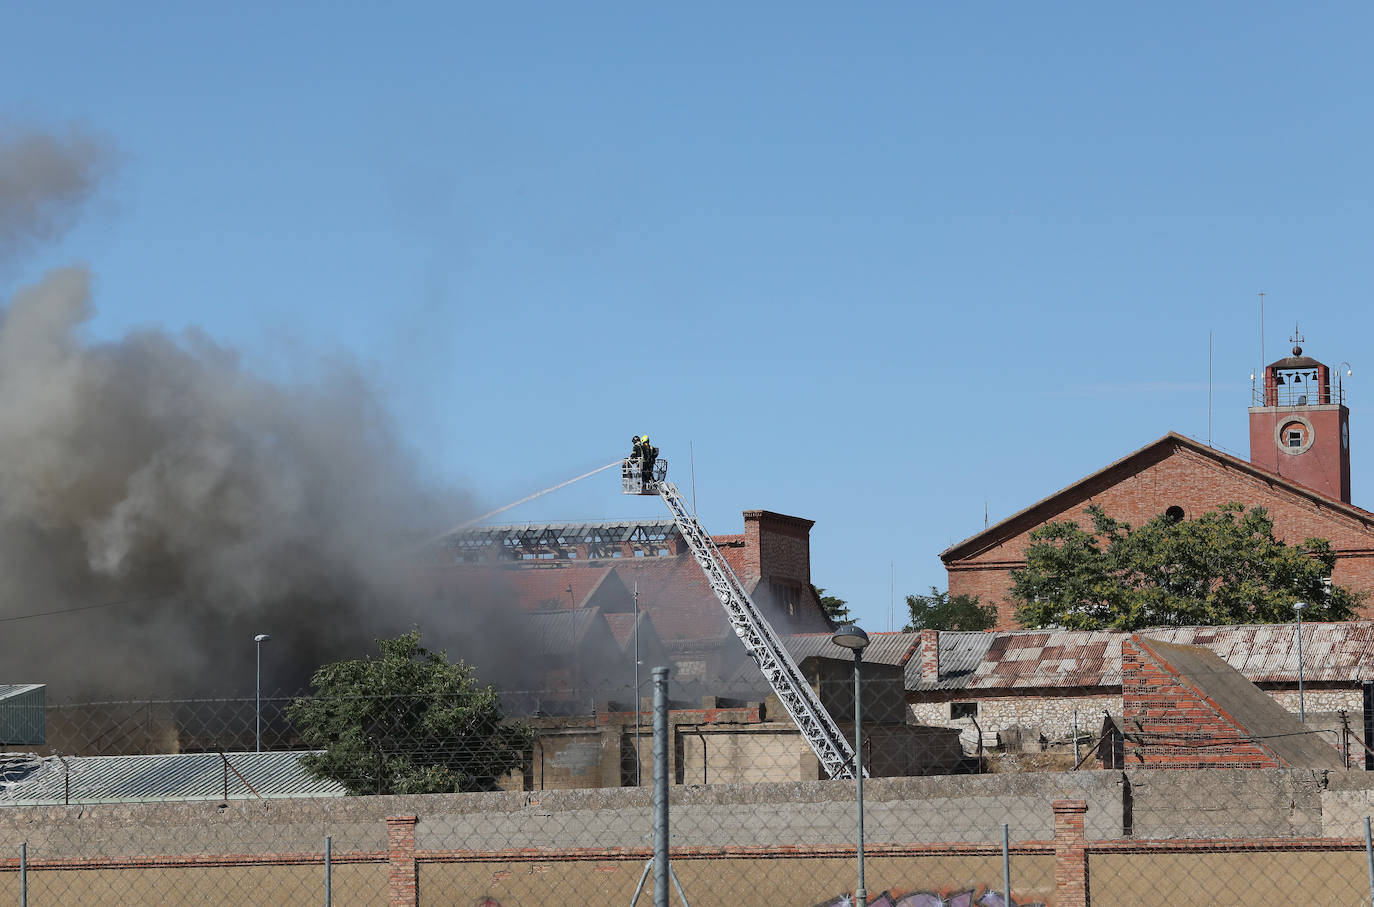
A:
[
  {"xmin": 743, "ymin": 510, "xmax": 814, "ymax": 585},
  {"xmin": 946, "ymin": 443, "xmax": 1374, "ymax": 627},
  {"xmin": 1121, "ymin": 637, "xmax": 1281, "ymax": 769}
]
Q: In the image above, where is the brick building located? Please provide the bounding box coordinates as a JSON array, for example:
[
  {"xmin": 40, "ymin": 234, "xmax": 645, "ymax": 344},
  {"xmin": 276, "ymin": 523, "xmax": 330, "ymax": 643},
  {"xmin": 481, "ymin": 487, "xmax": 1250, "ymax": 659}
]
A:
[
  {"xmin": 426, "ymin": 509, "xmax": 833, "ymax": 688},
  {"xmin": 799, "ymin": 623, "xmax": 1374, "ymax": 764},
  {"xmin": 1112, "ymin": 635, "xmax": 1343, "ymax": 770},
  {"xmin": 942, "ymin": 343, "xmax": 1374, "ymax": 627}
]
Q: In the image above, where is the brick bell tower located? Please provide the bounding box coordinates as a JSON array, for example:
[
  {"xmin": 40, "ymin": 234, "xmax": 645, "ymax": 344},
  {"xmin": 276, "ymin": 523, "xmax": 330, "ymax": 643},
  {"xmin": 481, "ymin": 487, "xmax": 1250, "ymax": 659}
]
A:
[{"xmin": 1249, "ymin": 330, "xmax": 1351, "ymax": 503}]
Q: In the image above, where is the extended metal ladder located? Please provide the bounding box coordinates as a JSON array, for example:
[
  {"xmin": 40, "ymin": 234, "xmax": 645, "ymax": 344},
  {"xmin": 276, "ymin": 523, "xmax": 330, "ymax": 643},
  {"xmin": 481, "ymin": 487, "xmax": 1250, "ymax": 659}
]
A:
[{"xmin": 624, "ymin": 457, "xmax": 860, "ymax": 779}]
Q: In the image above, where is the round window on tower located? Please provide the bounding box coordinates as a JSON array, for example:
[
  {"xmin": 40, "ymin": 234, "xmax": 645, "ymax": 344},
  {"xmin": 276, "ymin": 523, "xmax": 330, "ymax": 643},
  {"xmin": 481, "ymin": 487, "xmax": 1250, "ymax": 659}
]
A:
[
  {"xmin": 1275, "ymin": 416, "xmax": 1315, "ymax": 456},
  {"xmin": 1164, "ymin": 506, "xmax": 1185, "ymax": 522}
]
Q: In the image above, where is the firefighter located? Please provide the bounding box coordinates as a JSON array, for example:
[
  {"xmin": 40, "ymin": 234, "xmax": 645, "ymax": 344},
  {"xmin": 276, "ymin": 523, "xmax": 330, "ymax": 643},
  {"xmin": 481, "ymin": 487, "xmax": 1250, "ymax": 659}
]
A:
[{"xmin": 640, "ymin": 434, "xmax": 658, "ymax": 482}]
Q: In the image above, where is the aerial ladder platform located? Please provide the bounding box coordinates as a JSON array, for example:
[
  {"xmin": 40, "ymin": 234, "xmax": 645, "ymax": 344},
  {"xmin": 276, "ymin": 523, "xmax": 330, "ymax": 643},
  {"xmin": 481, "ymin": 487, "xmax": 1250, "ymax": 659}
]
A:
[{"xmin": 622, "ymin": 453, "xmax": 862, "ymax": 780}]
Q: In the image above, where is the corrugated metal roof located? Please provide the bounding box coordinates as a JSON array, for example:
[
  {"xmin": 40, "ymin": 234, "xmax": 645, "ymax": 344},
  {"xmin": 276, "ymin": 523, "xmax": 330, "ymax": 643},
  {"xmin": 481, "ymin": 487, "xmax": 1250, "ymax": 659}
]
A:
[
  {"xmin": 519, "ymin": 608, "xmax": 602, "ymax": 655},
  {"xmin": 903, "ymin": 632, "xmax": 997, "ymax": 691},
  {"xmin": 0, "ymin": 750, "xmax": 344, "ymax": 806},
  {"xmin": 0, "ymin": 684, "xmax": 45, "ymax": 747},
  {"xmin": 1148, "ymin": 623, "xmax": 1374, "ymax": 683},
  {"xmin": 783, "ymin": 632, "xmax": 920, "ymax": 667},
  {"xmin": 904, "ymin": 622, "xmax": 1374, "ymax": 692}
]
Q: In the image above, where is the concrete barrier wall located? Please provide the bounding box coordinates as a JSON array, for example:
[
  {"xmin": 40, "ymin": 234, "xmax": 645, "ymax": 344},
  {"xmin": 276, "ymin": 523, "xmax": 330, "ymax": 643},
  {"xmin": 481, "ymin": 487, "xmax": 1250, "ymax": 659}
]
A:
[{"xmin": 6, "ymin": 770, "xmax": 1374, "ymax": 905}]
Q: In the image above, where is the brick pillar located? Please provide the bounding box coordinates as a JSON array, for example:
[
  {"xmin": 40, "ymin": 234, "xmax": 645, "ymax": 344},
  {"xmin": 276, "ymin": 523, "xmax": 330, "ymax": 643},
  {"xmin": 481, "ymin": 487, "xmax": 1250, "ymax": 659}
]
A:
[
  {"xmin": 918, "ymin": 629, "xmax": 939, "ymax": 682},
  {"xmin": 386, "ymin": 815, "xmax": 419, "ymax": 907},
  {"xmin": 1052, "ymin": 799, "xmax": 1089, "ymax": 907}
]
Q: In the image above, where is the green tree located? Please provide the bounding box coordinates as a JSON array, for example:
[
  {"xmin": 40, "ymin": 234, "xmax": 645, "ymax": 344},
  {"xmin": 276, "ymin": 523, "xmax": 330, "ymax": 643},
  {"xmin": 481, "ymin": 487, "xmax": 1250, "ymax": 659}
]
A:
[
  {"xmin": 903, "ymin": 587, "xmax": 997, "ymax": 631},
  {"xmin": 810, "ymin": 585, "xmax": 851, "ymax": 624},
  {"xmin": 288, "ymin": 631, "xmax": 532, "ymax": 795},
  {"xmin": 1011, "ymin": 502, "xmax": 1361, "ymax": 630}
]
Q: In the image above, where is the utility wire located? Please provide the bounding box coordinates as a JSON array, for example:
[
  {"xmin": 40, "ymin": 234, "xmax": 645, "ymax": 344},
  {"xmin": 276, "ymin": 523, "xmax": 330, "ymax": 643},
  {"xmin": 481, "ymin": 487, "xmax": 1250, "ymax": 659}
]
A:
[{"xmin": 0, "ymin": 593, "xmax": 171, "ymax": 624}]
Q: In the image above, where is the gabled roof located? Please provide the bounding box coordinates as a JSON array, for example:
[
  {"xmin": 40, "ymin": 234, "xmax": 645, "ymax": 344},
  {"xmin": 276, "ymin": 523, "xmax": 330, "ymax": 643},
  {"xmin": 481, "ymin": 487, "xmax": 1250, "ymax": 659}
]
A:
[
  {"xmin": 603, "ymin": 611, "xmax": 660, "ymax": 652},
  {"xmin": 941, "ymin": 432, "xmax": 1374, "ymax": 563},
  {"xmin": 0, "ymin": 751, "xmax": 344, "ymax": 805},
  {"xmin": 1133, "ymin": 637, "xmax": 1344, "ymax": 770}
]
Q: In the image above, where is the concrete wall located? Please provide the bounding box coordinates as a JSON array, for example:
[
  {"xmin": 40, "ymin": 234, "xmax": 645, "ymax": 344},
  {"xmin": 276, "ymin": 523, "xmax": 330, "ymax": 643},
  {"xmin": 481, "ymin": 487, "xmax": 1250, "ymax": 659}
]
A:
[
  {"xmin": 9, "ymin": 770, "xmax": 1374, "ymax": 905},
  {"xmin": 0, "ymin": 773, "xmax": 1123, "ymax": 856}
]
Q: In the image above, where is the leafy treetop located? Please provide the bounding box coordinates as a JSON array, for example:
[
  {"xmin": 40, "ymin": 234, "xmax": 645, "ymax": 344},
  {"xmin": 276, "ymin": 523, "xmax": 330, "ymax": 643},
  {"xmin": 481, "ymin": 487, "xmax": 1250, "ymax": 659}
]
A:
[
  {"xmin": 903, "ymin": 587, "xmax": 997, "ymax": 631},
  {"xmin": 1011, "ymin": 502, "xmax": 1360, "ymax": 630},
  {"xmin": 288, "ymin": 631, "xmax": 532, "ymax": 796},
  {"xmin": 811, "ymin": 585, "xmax": 851, "ymax": 624}
]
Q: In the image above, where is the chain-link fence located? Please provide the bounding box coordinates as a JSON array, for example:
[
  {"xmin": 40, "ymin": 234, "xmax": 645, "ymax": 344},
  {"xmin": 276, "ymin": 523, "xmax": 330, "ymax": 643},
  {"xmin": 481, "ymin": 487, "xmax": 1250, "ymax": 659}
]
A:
[{"xmin": 4, "ymin": 672, "xmax": 1374, "ymax": 905}]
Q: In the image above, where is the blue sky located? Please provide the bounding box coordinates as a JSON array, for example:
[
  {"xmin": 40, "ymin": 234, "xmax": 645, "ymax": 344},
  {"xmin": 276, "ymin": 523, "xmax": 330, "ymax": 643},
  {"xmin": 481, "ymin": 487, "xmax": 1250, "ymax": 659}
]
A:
[{"xmin": 4, "ymin": 2, "xmax": 1372, "ymax": 632}]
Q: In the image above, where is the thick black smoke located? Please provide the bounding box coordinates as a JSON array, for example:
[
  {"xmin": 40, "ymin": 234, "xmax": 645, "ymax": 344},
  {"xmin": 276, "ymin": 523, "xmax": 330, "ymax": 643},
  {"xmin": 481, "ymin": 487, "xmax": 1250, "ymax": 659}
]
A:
[{"xmin": 0, "ymin": 126, "xmax": 480, "ymax": 698}]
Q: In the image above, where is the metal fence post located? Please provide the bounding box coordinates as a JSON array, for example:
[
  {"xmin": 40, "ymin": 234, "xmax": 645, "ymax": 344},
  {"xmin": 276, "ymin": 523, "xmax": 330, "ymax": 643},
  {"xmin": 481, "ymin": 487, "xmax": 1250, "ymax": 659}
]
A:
[
  {"xmin": 1001, "ymin": 822, "xmax": 1011, "ymax": 907},
  {"xmin": 1365, "ymin": 816, "xmax": 1373, "ymax": 907},
  {"xmin": 653, "ymin": 665, "xmax": 670, "ymax": 907},
  {"xmin": 20, "ymin": 842, "xmax": 27, "ymax": 907},
  {"xmin": 325, "ymin": 834, "xmax": 332, "ymax": 907}
]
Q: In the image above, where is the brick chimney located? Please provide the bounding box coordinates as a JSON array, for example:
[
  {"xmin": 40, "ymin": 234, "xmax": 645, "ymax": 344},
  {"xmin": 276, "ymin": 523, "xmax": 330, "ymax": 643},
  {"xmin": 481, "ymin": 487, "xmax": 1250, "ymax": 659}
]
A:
[
  {"xmin": 918, "ymin": 629, "xmax": 940, "ymax": 683},
  {"xmin": 742, "ymin": 510, "xmax": 815, "ymax": 584}
]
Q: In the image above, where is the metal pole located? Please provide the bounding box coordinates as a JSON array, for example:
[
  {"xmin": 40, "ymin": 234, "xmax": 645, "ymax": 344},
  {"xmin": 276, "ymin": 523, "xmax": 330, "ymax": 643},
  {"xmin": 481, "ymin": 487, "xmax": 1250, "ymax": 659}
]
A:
[
  {"xmin": 854, "ymin": 648, "xmax": 866, "ymax": 906},
  {"xmin": 325, "ymin": 835, "xmax": 332, "ymax": 907},
  {"xmin": 256, "ymin": 637, "xmax": 263, "ymax": 751},
  {"xmin": 1001, "ymin": 823, "xmax": 1011, "ymax": 907},
  {"xmin": 1296, "ymin": 604, "xmax": 1306, "ymax": 723},
  {"xmin": 1365, "ymin": 816, "xmax": 1373, "ymax": 906},
  {"xmin": 635, "ymin": 586, "xmax": 641, "ymax": 786},
  {"xmin": 20, "ymin": 842, "xmax": 27, "ymax": 907},
  {"xmin": 653, "ymin": 666, "xmax": 670, "ymax": 907}
]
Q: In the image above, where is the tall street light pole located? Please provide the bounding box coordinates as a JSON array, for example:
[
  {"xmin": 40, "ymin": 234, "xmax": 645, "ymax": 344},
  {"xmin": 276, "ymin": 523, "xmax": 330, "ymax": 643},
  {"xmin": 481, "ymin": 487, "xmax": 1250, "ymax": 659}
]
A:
[
  {"xmin": 832, "ymin": 622, "xmax": 870, "ymax": 906},
  {"xmin": 255, "ymin": 634, "xmax": 271, "ymax": 752},
  {"xmin": 1293, "ymin": 603, "xmax": 1306, "ymax": 723}
]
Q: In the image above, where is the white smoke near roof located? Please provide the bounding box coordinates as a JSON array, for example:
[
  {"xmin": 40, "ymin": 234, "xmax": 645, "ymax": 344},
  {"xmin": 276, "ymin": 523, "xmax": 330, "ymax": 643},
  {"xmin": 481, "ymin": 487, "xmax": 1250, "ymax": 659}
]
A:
[{"xmin": 0, "ymin": 124, "xmax": 480, "ymax": 697}]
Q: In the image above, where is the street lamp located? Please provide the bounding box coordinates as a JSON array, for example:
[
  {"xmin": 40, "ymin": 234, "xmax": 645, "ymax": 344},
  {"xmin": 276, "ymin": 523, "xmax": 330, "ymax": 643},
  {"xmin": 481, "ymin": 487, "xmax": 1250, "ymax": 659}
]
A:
[
  {"xmin": 255, "ymin": 634, "xmax": 271, "ymax": 752},
  {"xmin": 1293, "ymin": 604, "xmax": 1305, "ymax": 723},
  {"xmin": 832, "ymin": 622, "xmax": 870, "ymax": 906},
  {"xmin": 1338, "ymin": 362, "xmax": 1353, "ymax": 404}
]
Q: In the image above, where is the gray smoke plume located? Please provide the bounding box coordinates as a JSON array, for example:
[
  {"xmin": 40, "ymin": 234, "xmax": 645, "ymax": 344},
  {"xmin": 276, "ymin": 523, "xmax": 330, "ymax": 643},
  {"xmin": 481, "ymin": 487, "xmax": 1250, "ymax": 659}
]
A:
[
  {"xmin": 0, "ymin": 267, "xmax": 478, "ymax": 697},
  {"xmin": 0, "ymin": 125, "xmax": 112, "ymax": 264},
  {"xmin": 0, "ymin": 126, "xmax": 481, "ymax": 698}
]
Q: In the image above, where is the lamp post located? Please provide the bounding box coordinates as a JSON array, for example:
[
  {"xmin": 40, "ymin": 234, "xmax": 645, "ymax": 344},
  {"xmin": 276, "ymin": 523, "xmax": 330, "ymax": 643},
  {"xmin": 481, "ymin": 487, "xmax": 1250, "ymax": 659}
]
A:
[
  {"xmin": 1293, "ymin": 603, "xmax": 1306, "ymax": 723},
  {"xmin": 1338, "ymin": 362, "xmax": 1353, "ymax": 404},
  {"xmin": 832, "ymin": 622, "xmax": 870, "ymax": 906},
  {"xmin": 255, "ymin": 634, "xmax": 270, "ymax": 751}
]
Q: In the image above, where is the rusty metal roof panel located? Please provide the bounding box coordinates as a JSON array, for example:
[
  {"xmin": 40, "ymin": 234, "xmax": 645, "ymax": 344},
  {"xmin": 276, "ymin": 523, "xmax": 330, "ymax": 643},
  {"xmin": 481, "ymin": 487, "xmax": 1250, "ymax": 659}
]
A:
[
  {"xmin": 783, "ymin": 632, "xmax": 921, "ymax": 667},
  {"xmin": 1145, "ymin": 623, "xmax": 1374, "ymax": 683},
  {"xmin": 903, "ymin": 622, "xmax": 1374, "ymax": 694},
  {"xmin": 901, "ymin": 632, "xmax": 995, "ymax": 691}
]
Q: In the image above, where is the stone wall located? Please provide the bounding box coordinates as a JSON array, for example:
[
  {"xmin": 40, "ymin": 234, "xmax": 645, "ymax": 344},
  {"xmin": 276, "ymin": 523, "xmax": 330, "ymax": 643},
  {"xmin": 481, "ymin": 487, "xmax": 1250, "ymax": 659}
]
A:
[{"xmin": 909, "ymin": 691, "xmax": 1123, "ymax": 752}]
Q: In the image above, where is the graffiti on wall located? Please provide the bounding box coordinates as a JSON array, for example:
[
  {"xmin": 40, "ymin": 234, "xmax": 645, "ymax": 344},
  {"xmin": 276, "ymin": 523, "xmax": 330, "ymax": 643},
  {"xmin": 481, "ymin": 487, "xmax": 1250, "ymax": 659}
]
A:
[{"xmin": 818, "ymin": 887, "xmax": 1044, "ymax": 907}]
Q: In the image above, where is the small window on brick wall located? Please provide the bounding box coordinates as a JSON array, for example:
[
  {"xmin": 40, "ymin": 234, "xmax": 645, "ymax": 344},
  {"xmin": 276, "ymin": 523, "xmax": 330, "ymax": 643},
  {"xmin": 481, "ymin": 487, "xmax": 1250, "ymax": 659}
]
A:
[{"xmin": 951, "ymin": 702, "xmax": 977, "ymax": 720}]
